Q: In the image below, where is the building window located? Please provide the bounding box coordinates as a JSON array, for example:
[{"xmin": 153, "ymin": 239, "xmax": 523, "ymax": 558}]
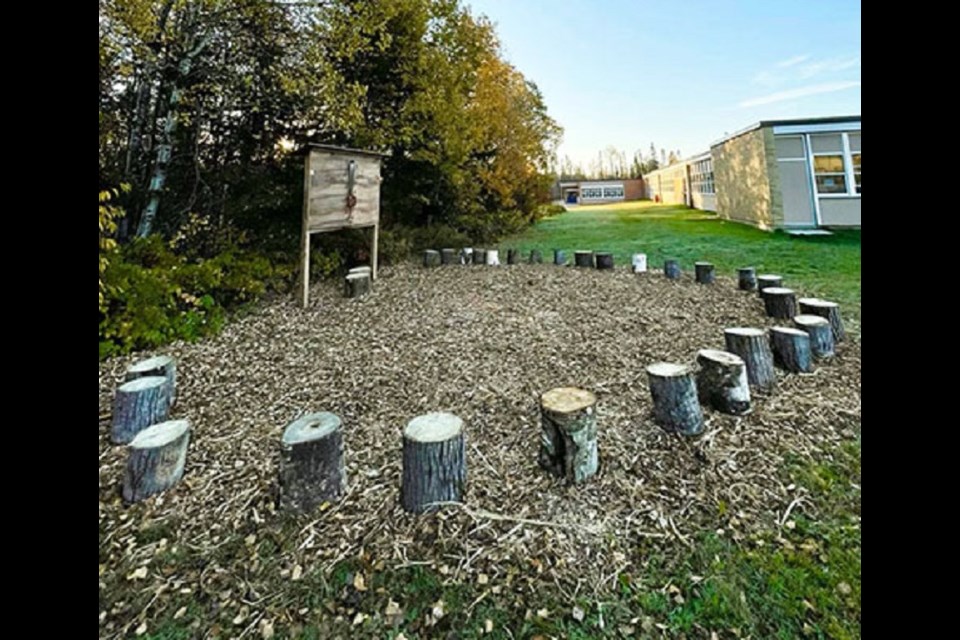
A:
[
  {"xmin": 691, "ymin": 158, "xmax": 714, "ymax": 194},
  {"xmin": 852, "ymin": 153, "xmax": 861, "ymax": 194},
  {"xmin": 813, "ymin": 155, "xmax": 847, "ymax": 194},
  {"xmin": 602, "ymin": 186, "xmax": 624, "ymax": 198}
]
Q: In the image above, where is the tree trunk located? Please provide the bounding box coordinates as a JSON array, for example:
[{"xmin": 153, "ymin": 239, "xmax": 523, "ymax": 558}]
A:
[
  {"xmin": 402, "ymin": 412, "xmax": 466, "ymax": 513},
  {"xmin": 473, "ymin": 248, "xmax": 487, "ymax": 265},
  {"xmin": 595, "ymin": 252, "xmax": 614, "ymax": 270},
  {"xmin": 279, "ymin": 412, "xmax": 346, "ymax": 513},
  {"xmin": 344, "ymin": 272, "xmax": 370, "ymax": 298},
  {"xmin": 757, "ymin": 274, "xmax": 782, "ymax": 295},
  {"xmin": 507, "ymin": 249, "xmax": 520, "ymax": 265},
  {"xmin": 538, "ymin": 387, "xmax": 599, "ymax": 484},
  {"xmin": 696, "ymin": 349, "xmax": 751, "ymax": 415},
  {"xmin": 724, "ymin": 327, "xmax": 776, "ymax": 389},
  {"xmin": 423, "ymin": 250, "xmax": 440, "ymax": 267},
  {"xmin": 529, "ymin": 249, "xmax": 543, "ymax": 264},
  {"xmin": 460, "ymin": 248, "xmax": 473, "ymax": 265},
  {"xmin": 574, "ymin": 250, "xmax": 594, "ymax": 268},
  {"xmin": 794, "ymin": 314, "xmax": 835, "ymax": 358},
  {"xmin": 485, "ymin": 249, "xmax": 500, "ymax": 266},
  {"xmin": 738, "ymin": 267, "xmax": 757, "ymax": 291},
  {"xmin": 770, "ymin": 327, "xmax": 813, "ymax": 373},
  {"xmin": 122, "ymin": 419, "xmax": 190, "ymax": 502},
  {"xmin": 664, "ymin": 259, "xmax": 681, "ymax": 279},
  {"xmin": 798, "ymin": 298, "xmax": 846, "ymax": 342},
  {"xmin": 761, "ymin": 287, "xmax": 798, "ymax": 319},
  {"xmin": 112, "ymin": 376, "xmax": 172, "ymax": 444},
  {"xmin": 553, "ymin": 249, "xmax": 566, "ymax": 265},
  {"xmin": 646, "ymin": 363, "xmax": 704, "ymax": 435},
  {"xmin": 695, "ymin": 261, "xmax": 715, "ymax": 284},
  {"xmin": 632, "ymin": 253, "xmax": 647, "ymax": 273},
  {"xmin": 440, "ymin": 248, "xmax": 457, "ymax": 265},
  {"xmin": 125, "ymin": 355, "xmax": 177, "ymax": 407}
]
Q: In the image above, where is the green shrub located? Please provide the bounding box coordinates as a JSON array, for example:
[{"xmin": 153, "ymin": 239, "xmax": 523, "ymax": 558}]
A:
[
  {"xmin": 377, "ymin": 227, "xmax": 414, "ymax": 264},
  {"xmin": 537, "ymin": 203, "xmax": 566, "ymax": 218}
]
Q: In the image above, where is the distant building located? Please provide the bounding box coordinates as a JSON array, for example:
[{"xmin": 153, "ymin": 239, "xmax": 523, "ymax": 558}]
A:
[{"xmin": 558, "ymin": 179, "xmax": 644, "ymax": 205}]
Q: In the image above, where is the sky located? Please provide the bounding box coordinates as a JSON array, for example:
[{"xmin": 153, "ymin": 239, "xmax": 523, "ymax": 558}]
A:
[{"xmin": 467, "ymin": 0, "xmax": 861, "ymax": 168}]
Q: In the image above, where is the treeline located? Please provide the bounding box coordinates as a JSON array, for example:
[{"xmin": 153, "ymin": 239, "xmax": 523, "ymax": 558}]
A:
[{"xmin": 555, "ymin": 143, "xmax": 683, "ymax": 181}]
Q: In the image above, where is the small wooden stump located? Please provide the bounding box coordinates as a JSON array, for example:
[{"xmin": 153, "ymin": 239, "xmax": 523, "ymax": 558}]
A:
[
  {"xmin": 440, "ymin": 248, "xmax": 458, "ymax": 265},
  {"xmin": 553, "ymin": 249, "xmax": 566, "ymax": 265},
  {"xmin": 423, "ymin": 249, "xmax": 440, "ymax": 267},
  {"xmin": 595, "ymin": 252, "xmax": 614, "ymax": 270},
  {"xmin": 507, "ymin": 248, "xmax": 520, "ymax": 265},
  {"xmin": 279, "ymin": 412, "xmax": 346, "ymax": 513},
  {"xmin": 794, "ymin": 314, "xmax": 835, "ymax": 358},
  {"xmin": 538, "ymin": 387, "xmax": 598, "ymax": 483},
  {"xmin": 125, "ymin": 355, "xmax": 177, "ymax": 407},
  {"xmin": 762, "ymin": 287, "xmax": 798, "ymax": 319},
  {"xmin": 574, "ymin": 250, "xmax": 594, "ymax": 268},
  {"xmin": 123, "ymin": 419, "xmax": 190, "ymax": 502},
  {"xmin": 632, "ymin": 253, "xmax": 647, "ymax": 273},
  {"xmin": 473, "ymin": 248, "xmax": 487, "ymax": 265},
  {"xmin": 485, "ymin": 249, "xmax": 500, "ymax": 266},
  {"xmin": 529, "ymin": 249, "xmax": 543, "ymax": 264},
  {"xmin": 724, "ymin": 327, "xmax": 776, "ymax": 389},
  {"xmin": 757, "ymin": 274, "xmax": 782, "ymax": 295},
  {"xmin": 664, "ymin": 259, "xmax": 681, "ymax": 279},
  {"xmin": 646, "ymin": 363, "xmax": 704, "ymax": 435},
  {"xmin": 402, "ymin": 412, "xmax": 466, "ymax": 513},
  {"xmin": 348, "ymin": 265, "xmax": 372, "ymax": 277},
  {"xmin": 696, "ymin": 349, "xmax": 751, "ymax": 415},
  {"xmin": 344, "ymin": 272, "xmax": 370, "ymax": 298},
  {"xmin": 460, "ymin": 248, "xmax": 473, "ymax": 265},
  {"xmin": 112, "ymin": 376, "xmax": 172, "ymax": 444},
  {"xmin": 695, "ymin": 261, "xmax": 715, "ymax": 284},
  {"xmin": 738, "ymin": 267, "xmax": 757, "ymax": 291},
  {"xmin": 770, "ymin": 327, "xmax": 813, "ymax": 373},
  {"xmin": 798, "ymin": 298, "xmax": 845, "ymax": 342}
]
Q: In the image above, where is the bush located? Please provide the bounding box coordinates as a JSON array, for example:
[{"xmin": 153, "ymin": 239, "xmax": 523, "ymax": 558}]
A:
[{"xmin": 538, "ymin": 203, "xmax": 566, "ymax": 218}]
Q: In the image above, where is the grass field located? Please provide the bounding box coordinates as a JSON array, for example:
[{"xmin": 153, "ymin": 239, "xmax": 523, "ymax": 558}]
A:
[{"xmin": 511, "ymin": 201, "xmax": 861, "ymax": 329}]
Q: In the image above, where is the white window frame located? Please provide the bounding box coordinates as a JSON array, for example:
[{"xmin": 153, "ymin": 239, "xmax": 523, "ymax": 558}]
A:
[{"xmin": 809, "ymin": 132, "xmax": 860, "ymax": 199}]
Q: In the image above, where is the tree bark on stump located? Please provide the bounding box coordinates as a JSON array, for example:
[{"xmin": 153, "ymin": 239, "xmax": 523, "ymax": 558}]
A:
[
  {"xmin": 770, "ymin": 327, "xmax": 813, "ymax": 373},
  {"xmin": 125, "ymin": 355, "xmax": 177, "ymax": 407},
  {"xmin": 507, "ymin": 249, "xmax": 520, "ymax": 265},
  {"xmin": 402, "ymin": 412, "xmax": 466, "ymax": 513},
  {"xmin": 348, "ymin": 266, "xmax": 371, "ymax": 277},
  {"xmin": 724, "ymin": 327, "xmax": 776, "ymax": 389},
  {"xmin": 112, "ymin": 376, "xmax": 172, "ymax": 444},
  {"xmin": 553, "ymin": 249, "xmax": 566, "ymax": 265},
  {"xmin": 695, "ymin": 261, "xmax": 715, "ymax": 284},
  {"xmin": 538, "ymin": 387, "xmax": 598, "ymax": 484},
  {"xmin": 794, "ymin": 314, "xmax": 835, "ymax": 358},
  {"xmin": 344, "ymin": 272, "xmax": 370, "ymax": 298},
  {"xmin": 460, "ymin": 248, "xmax": 473, "ymax": 265},
  {"xmin": 761, "ymin": 287, "xmax": 798, "ymax": 319},
  {"xmin": 472, "ymin": 249, "xmax": 487, "ymax": 265},
  {"xmin": 441, "ymin": 248, "xmax": 458, "ymax": 265},
  {"xmin": 595, "ymin": 252, "xmax": 614, "ymax": 270},
  {"xmin": 798, "ymin": 298, "xmax": 845, "ymax": 342},
  {"xmin": 279, "ymin": 412, "xmax": 346, "ymax": 513},
  {"xmin": 123, "ymin": 419, "xmax": 190, "ymax": 502},
  {"xmin": 646, "ymin": 363, "xmax": 704, "ymax": 435},
  {"xmin": 738, "ymin": 267, "xmax": 757, "ymax": 291},
  {"xmin": 574, "ymin": 250, "xmax": 594, "ymax": 268},
  {"xmin": 485, "ymin": 249, "xmax": 500, "ymax": 266},
  {"xmin": 664, "ymin": 259, "xmax": 681, "ymax": 279},
  {"xmin": 632, "ymin": 253, "xmax": 647, "ymax": 273},
  {"xmin": 423, "ymin": 250, "xmax": 440, "ymax": 267},
  {"xmin": 757, "ymin": 274, "xmax": 782, "ymax": 295},
  {"xmin": 695, "ymin": 349, "xmax": 751, "ymax": 415},
  {"xmin": 529, "ymin": 249, "xmax": 543, "ymax": 264}
]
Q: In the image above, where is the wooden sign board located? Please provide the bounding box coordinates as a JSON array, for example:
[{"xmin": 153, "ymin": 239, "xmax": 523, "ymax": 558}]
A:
[{"xmin": 300, "ymin": 145, "xmax": 386, "ymax": 306}]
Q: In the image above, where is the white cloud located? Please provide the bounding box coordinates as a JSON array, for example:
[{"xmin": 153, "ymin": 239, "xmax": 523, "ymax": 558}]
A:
[
  {"xmin": 739, "ymin": 81, "xmax": 861, "ymax": 108},
  {"xmin": 777, "ymin": 54, "xmax": 810, "ymax": 68},
  {"xmin": 798, "ymin": 54, "xmax": 861, "ymax": 79}
]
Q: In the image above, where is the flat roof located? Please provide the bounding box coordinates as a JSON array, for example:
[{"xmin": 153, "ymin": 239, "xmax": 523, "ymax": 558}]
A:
[
  {"xmin": 710, "ymin": 115, "xmax": 861, "ymax": 148},
  {"xmin": 306, "ymin": 143, "xmax": 389, "ymax": 158}
]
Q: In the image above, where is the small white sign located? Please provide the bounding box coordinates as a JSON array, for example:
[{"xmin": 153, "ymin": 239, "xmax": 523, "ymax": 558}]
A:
[
  {"xmin": 632, "ymin": 253, "xmax": 647, "ymax": 273},
  {"xmin": 486, "ymin": 249, "xmax": 500, "ymax": 266}
]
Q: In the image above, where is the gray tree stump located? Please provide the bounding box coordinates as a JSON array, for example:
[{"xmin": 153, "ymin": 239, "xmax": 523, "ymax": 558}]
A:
[
  {"xmin": 402, "ymin": 412, "xmax": 466, "ymax": 513},
  {"xmin": 695, "ymin": 261, "xmax": 715, "ymax": 284},
  {"xmin": 794, "ymin": 314, "xmax": 835, "ymax": 358},
  {"xmin": 538, "ymin": 387, "xmax": 598, "ymax": 484},
  {"xmin": 507, "ymin": 249, "xmax": 520, "ymax": 265},
  {"xmin": 664, "ymin": 259, "xmax": 681, "ymax": 279},
  {"xmin": 441, "ymin": 248, "xmax": 458, "ymax": 265},
  {"xmin": 770, "ymin": 327, "xmax": 813, "ymax": 373},
  {"xmin": 724, "ymin": 327, "xmax": 776, "ymax": 389},
  {"xmin": 529, "ymin": 249, "xmax": 543, "ymax": 264},
  {"xmin": 472, "ymin": 248, "xmax": 486, "ymax": 265},
  {"xmin": 279, "ymin": 412, "xmax": 346, "ymax": 513},
  {"xmin": 574, "ymin": 250, "xmax": 594, "ymax": 268},
  {"xmin": 757, "ymin": 274, "xmax": 782, "ymax": 295},
  {"xmin": 125, "ymin": 355, "xmax": 177, "ymax": 407},
  {"xmin": 112, "ymin": 376, "xmax": 172, "ymax": 444},
  {"xmin": 738, "ymin": 267, "xmax": 757, "ymax": 291},
  {"xmin": 553, "ymin": 249, "xmax": 566, "ymax": 265},
  {"xmin": 595, "ymin": 252, "xmax": 614, "ymax": 270},
  {"xmin": 632, "ymin": 253, "xmax": 647, "ymax": 273},
  {"xmin": 696, "ymin": 349, "xmax": 751, "ymax": 415},
  {"xmin": 460, "ymin": 247, "xmax": 473, "ymax": 265},
  {"xmin": 348, "ymin": 265, "xmax": 372, "ymax": 277},
  {"xmin": 646, "ymin": 363, "xmax": 704, "ymax": 435},
  {"xmin": 123, "ymin": 419, "xmax": 190, "ymax": 502},
  {"xmin": 798, "ymin": 298, "xmax": 845, "ymax": 342},
  {"xmin": 423, "ymin": 249, "xmax": 440, "ymax": 267},
  {"xmin": 485, "ymin": 249, "xmax": 500, "ymax": 266},
  {"xmin": 344, "ymin": 272, "xmax": 370, "ymax": 298},
  {"xmin": 762, "ymin": 287, "xmax": 798, "ymax": 319}
]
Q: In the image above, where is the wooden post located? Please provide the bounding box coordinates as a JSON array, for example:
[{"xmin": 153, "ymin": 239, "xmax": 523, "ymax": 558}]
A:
[
  {"xmin": 794, "ymin": 314, "xmax": 835, "ymax": 358},
  {"xmin": 574, "ymin": 250, "xmax": 594, "ymax": 268},
  {"xmin": 696, "ymin": 349, "xmax": 751, "ymax": 415},
  {"xmin": 724, "ymin": 328, "xmax": 776, "ymax": 389},
  {"xmin": 441, "ymin": 248, "xmax": 458, "ymax": 265},
  {"xmin": 538, "ymin": 387, "xmax": 598, "ymax": 484},
  {"xmin": 279, "ymin": 412, "xmax": 346, "ymax": 513},
  {"xmin": 632, "ymin": 253, "xmax": 647, "ymax": 273},
  {"xmin": 344, "ymin": 272, "xmax": 370, "ymax": 298},
  {"xmin": 125, "ymin": 355, "xmax": 177, "ymax": 407},
  {"xmin": 770, "ymin": 327, "xmax": 813, "ymax": 373},
  {"xmin": 595, "ymin": 252, "xmax": 614, "ymax": 270},
  {"xmin": 370, "ymin": 223, "xmax": 379, "ymax": 281},
  {"xmin": 646, "ymin": 363, "xmax": 704, "ymax": 435},
  {"xmin": 401, "ymin": 412, "xmax": 466, "ymax": 513},
  {"xmin": 798, "ymin": 298, "xmax": 846, "ymax": 342},
  {"xmin": 695, "ymin": 261, "xmax": 715, "ymax": 284},
  {"xmin": 300, "ymin": 152, "xmax": 312, "ymax": 308},
  {"xmin": 485, "ymin": 249, "xmax": 500, "ymax": 266},
  {"xmin": 507, "ymin": 249, "xmax": 520, "ymax": 265},
  {"xmin": 529, "ymin": 249, "xmax": 543, "ymax": 264},
  {"xmin": 738, "ymin": 267, "xmax": 757, "ymax": 291},
  {"xmin": 664, "ymin": 259, "xmax": 681, "ymax": 279},
  {"xmin": 553, "ymin": 249, "xmax": 566, "ymax": 265},
  {"xmin": 112, "ymin": 376, "xmax": 172, "ymax": 444},
  {"xmin": 761, "ymin": 287, "xmax": 798, "ymax": 319},
  {"xmin": 423, "ymin": 249, "xmax": 440, "ymax": 267},
  {"xmin": 460, "ymin": 248, "xmax": 473, "ymax": 265},
  {"xmin": 123, "ymin": 419, "xmax": 191, "ymax": 502},
  {"xmin": 473, "ymin": 248, "xmax": 487, "ymax": 265},
  {"xmin": 757, "ymin": 274, "xmax": 782, "ymax": 295}
]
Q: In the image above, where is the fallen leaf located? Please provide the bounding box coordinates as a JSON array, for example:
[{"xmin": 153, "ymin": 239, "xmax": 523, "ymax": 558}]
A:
[
  {"xmin": 173, "ymin": 607, "xmax": 186, "ymax": 620},
  {"xmin": 135, "ymin": 622, "xmax": 147, "ymax": 636},
  {"xmin": 291, "ymin": 565, "xmax": 303, "ymax": 581},
  {"xmin": 128, "ymin": 566, "xmax": 148, "ymax": 581},
  {"xmin": 837, "ymin": 582, "xmax": 852, "ymax": 595},
  {"xmin": 572, "ymin": 605, "xmax": 585, "ymax": 622},
  {"xmin": 353, "ymin": 572, "xmax": 367, "ymax": 592},
  {"xmin": 352, "ymin": 612, "xmax": 367, "ymax": 626},
  {"xmin": 432, "ymin": 600, "xmax": 445, "ymax": 619},
  {"xmin": 477, "ymin": 573, "xmax": 489, "ymax": 585},
  {"xmin": 536, "ymin": 608, "xmax": 549, "ymax": 619},
  {"xmin": 385, "ymin": 600, "xmax": 402, "ymax": 617},
  {"xmin": 260, "ymin": 619, "xmax": 275, "ymax": 639},
  {"xmin": 485, "ymin": 619, "xmax": 494, "ymax": 633}
]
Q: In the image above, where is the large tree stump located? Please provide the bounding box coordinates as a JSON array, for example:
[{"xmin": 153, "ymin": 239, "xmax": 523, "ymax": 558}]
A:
[
  {"xmin": 112, "ymin": 376, "xmax": 172, "ymax": 444},
  {"xmin": 122, "ymin": 419, "xmax": 191, "ymax": 502},
  {"xmin": 423, "ymin": 250, "xmax": 440, "ymax": 267},
  {"xmin": 344, "ymin": 272, "xmax": 370, "ymax": 298},
  {"xmin": 441, "ymin": 248, "xmax": 458, "ymax": 265},
  {"xmin": 646, "ymin": 363, "xmax": 704, "ymax": 435},
  {"xmin": 595, "ymin": 252, "xmax": 614, "ymax": 270},
  {"xmin": 794, "ymin": 314, "xmax": 835, "ymax": 358},
  {"xmin": 664, "ymin": 259, "xmax": 681, "ymax": 279},
  {"xmin": 695, "ymin": 261, "xmax": 715, "ymax": 284},
  {"xmin": 460, "ymin": 248, "xmax": 473, "ymax": 265},
  {"xmin": 402, "ymin": 413, "xmax": 467, "ymax": 513},
  {"xmin": 529, "ymin": 249, "xmax": 543, "ymax": 264},
  {"xmin": 632, "ymin": 253, "xmax": 647, "ymax": 273},
  {"xmin": 279, "ymin": 412, "xmax": 346, "ymax": 513},
  {"xmin": 724, "ymin": 328, "xmax": 776, "ymax": 389},
  {"xmin": 770, "ymin": 327, "xmax": 813, "ymax": 373},
  {"xmin": 574, "ymin": 250, "xmax": 594, "ymax": 268},
  {"xmin": 696, "ymin": 349, "xmax": 751, "ymax": 415},
  {"xmin": 485, "ymin": 249, "xmax": 500, "ymax": 266},
  {"xmin": 762, "ymin": 287, "xmax": 798, "ymax": 319},
  {"xmin": 125, "ymin": 355, "xmax": 177, "ymax": 407},
  {"xmin": 757, "ymin": 274, "xmax": 782, "ymax": 295},
  {"xmin": 472, "ymin": 248, "xmax": 487, "ymax": 265},
  {"xmin": 798, "ymin": 298, "xmax": 846, "ymax": 342},
  {"xmin": 538, "ymin": 387, "xmax": 598, "ymax": 484},
  {"xmin": 553, "ymin": 249, "xmax": 566, "ymax": 265},
  {"xmin": 738, "ymin": 267, "xmax": 757, "ymax": 291},
  {"xmin": 507, "ymin": 248, "xmax": 520, "ymax": 265}
]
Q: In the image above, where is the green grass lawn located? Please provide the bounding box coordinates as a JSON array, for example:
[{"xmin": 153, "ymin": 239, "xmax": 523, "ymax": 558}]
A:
[{"xmin": 510, "ymin": 201, "xmax": 861, "ymax": 330}]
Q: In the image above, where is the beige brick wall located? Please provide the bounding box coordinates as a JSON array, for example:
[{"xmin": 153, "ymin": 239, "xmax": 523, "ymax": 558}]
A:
[{"xmin": 712, "ymin": 128, "xmax": 780, "ymax": 229}]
